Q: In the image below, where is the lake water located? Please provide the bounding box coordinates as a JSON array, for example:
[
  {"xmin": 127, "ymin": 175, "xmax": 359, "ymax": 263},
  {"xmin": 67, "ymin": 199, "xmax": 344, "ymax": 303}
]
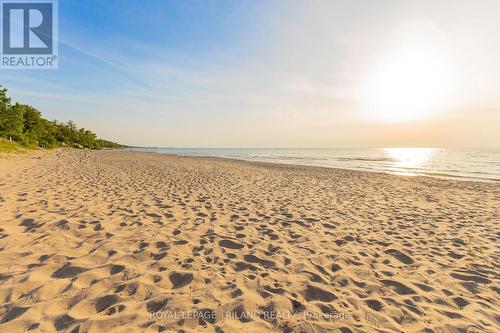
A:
[{"xmin": 128, "ymin": 147, "xmax": 500, "ymax": 182}]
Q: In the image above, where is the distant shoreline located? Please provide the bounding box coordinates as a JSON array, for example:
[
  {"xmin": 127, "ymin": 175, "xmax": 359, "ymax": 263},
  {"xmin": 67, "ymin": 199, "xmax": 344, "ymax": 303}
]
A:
[{"xmin": 123, "ymin": 147, "xmax": 500, "ymax": 183}]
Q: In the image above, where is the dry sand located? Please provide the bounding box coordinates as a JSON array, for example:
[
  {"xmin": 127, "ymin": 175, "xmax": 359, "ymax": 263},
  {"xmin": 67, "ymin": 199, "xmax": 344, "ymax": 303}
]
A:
[{"xmin": 0, "ymin": 149, "xmax": 498, "ymax": 333}]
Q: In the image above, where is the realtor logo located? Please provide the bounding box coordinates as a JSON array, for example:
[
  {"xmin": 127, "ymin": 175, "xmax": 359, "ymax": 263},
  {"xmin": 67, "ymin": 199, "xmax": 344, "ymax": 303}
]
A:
[{"xmin": 1, "ymin": 0, "xmax": 58, "ymax": 69}]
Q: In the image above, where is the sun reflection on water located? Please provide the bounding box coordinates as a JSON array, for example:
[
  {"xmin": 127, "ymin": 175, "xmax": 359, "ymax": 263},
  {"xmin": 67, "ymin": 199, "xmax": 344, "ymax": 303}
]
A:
[{"xmin": 383, "ymin": 148, "xmax": 436, "ymax": 175}]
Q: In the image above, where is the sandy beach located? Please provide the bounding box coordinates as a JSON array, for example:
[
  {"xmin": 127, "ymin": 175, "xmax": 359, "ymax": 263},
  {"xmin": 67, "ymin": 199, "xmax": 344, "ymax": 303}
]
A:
[{"xmin": 0, "ymin": 149, "xmax": 498, "ymax": 333}]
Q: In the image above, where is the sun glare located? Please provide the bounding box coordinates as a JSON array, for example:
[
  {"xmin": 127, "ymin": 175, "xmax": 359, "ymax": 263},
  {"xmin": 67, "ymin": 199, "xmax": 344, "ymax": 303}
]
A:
[
  {"xmin": 363, "ymin": 45, "xmax": 453, "ymax": 123},
  {"xmin": 384, "ymin": 147, "xmax": 436, "ymax": 175}
]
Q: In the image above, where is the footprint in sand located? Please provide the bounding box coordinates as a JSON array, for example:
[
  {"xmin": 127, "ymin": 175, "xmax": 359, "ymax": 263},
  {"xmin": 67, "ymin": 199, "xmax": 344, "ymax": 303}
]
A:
[
  {"xmin": 1, "ymin": 306, "xmax": 29, "ymax": 324},
  {"xmin": 53, "ymin": 314, "xmax": 79, "ymax": 331},
  {"xmin": 381, "ymin": 279, "xmax": 416, "ymax": 295},
  {"xmin": 243, "ymin": 255, "xmax": 275, "ymax": 269},
  {"xmin": 384, "ymin": 248, "xmax": 414, "ymax": 265},
  {"xmin": 51, "ymin": 263, "xmax": 87, "ymax": 279},
  {"xmin": 147, "ymin": 297, "xmax": 169, "ymax": 312},
  {"xmin": 169, "ymin": 272, "xmax": 193, "ymax": 289},
  {"xmin": 95, "ymin": 294, "xmax": 120, "ymax": 313},
  {"xmin": 303, "ymin": 284, "xmax": 337, "ymax": 302},
  {"xmin": 218, "ymin": 239, "xmax": 244, "ymax": 250}
]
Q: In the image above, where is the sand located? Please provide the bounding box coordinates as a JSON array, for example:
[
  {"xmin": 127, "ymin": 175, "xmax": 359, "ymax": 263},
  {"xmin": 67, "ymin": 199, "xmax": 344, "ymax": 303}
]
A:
[{"xmin": 0, "ymin": 149, "xmax": 498, "ymax": 333}]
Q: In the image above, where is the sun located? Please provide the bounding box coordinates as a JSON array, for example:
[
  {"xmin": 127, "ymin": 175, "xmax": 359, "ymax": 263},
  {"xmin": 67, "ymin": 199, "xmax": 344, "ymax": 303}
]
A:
[{"xmin": 362, "ymin": 44, "xmax": 453, "ymax": 122}]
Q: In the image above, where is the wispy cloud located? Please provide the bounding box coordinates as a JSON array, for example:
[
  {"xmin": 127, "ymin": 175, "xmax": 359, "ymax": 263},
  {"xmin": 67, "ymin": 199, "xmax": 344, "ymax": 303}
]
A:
[{"xmin": 2, "ymin": 0, "xmax": 500, "ymax": 147}]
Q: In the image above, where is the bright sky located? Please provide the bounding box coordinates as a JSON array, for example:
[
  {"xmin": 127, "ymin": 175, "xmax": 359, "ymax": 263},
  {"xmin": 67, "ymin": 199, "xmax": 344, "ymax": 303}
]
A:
[{"xmin": 2, "ymin": 0, "xmax": 500, "ymax": 147}]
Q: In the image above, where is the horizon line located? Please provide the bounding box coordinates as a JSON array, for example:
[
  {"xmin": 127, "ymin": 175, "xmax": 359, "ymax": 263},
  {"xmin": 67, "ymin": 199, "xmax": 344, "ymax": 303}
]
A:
[{"xmin": 123, "ymin": 146, "xmax": 500, "ymax": 150}]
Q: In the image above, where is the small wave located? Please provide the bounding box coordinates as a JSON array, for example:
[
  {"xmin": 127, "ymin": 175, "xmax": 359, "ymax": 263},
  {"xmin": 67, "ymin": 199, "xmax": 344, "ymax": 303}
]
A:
[
  {"xmin": 334, "ymin": 157, "xmax": 395, "ymax": 162},
  {"xmin": 129, "ymin": 147, "xmax": 500, "ymax": 182},
  {"xmin": 248, "ymin": 155, "xmax": 329, "ymax": 161}
]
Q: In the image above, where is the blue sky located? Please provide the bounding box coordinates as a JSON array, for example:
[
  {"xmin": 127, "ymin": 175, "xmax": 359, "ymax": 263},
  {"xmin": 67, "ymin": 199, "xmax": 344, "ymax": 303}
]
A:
[{"xmin": 2, "ymin": 0, "xmax": 500, "ymax": 147}]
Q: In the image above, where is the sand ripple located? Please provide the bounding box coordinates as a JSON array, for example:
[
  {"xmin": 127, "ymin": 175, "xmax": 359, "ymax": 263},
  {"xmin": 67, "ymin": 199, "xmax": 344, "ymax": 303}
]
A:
[{"xmin": 0, "ymin": 149, "xmax": 499, "ymax": 332}]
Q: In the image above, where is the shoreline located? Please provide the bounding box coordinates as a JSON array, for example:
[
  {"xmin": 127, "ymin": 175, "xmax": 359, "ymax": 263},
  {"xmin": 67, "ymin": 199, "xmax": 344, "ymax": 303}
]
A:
[{"xmin": 121, "ymin": 148, "xmax": 500, "ymax": 184}]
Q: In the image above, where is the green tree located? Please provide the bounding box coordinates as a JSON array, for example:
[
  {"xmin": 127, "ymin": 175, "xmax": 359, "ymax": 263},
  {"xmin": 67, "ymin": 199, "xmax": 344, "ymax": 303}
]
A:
[
  {"xmin": 0, "ymin": 85, "xmax": 120, "ymax": 149},
  {"xmin": 0, "ymin": 86, "xmax": 10, "ymax": 111},
  {"xmin": 17, "ymin": 104, "xmax": 36, "ymax": 145},
  {"xmin": 22, "ymin": 105, "xmax": 42, "ymax": 132},
  {"xmin": 0, "ymin": 86, "xmax": 12, "ymax": 136},
  {"xmin": 76, "ymin": 128, "xmax": 97, "ymax": 148},
  {"xmin": 35, "ymin": 119, "xmax": 57, "ymax": 148},
  {"xmin": 0, "ymin": 103, "xmax": 24, "ymax": 140}
]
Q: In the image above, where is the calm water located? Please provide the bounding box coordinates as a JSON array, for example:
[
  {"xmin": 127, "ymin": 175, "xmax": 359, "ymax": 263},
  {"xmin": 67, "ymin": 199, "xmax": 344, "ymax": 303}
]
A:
[{"xmin": 129, "ymin": 147, "xmax": 500, "ymax": 182}]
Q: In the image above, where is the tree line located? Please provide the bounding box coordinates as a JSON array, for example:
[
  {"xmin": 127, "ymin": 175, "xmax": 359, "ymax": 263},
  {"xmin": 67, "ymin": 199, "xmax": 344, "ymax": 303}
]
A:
[{"xmin": 0, "ymin": 86, "xmax": 120, "ymax": 149}]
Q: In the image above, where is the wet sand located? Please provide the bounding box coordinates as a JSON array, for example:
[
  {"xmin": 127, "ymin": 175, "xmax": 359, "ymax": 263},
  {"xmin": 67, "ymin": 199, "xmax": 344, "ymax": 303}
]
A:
[{"xmin": 0, "ymin": 149, "xmax": 498, "ymax": 333}]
